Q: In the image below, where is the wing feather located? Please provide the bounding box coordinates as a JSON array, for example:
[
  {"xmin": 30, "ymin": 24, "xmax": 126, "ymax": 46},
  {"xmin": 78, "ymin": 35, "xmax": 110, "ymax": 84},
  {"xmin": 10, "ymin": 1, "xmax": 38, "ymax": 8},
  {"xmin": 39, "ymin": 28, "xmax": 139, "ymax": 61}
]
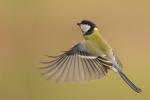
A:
[{"xmin": 41, "ymin": 42, "xmax": 112, "ymax": 81}]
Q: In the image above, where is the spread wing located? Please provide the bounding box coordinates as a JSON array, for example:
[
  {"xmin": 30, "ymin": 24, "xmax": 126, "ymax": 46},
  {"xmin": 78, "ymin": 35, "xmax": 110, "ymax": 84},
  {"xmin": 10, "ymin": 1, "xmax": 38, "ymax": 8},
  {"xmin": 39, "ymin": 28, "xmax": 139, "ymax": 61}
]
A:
[{"xmin": 40, "ymin": 42, "xmax": 113, "ymax": 82}]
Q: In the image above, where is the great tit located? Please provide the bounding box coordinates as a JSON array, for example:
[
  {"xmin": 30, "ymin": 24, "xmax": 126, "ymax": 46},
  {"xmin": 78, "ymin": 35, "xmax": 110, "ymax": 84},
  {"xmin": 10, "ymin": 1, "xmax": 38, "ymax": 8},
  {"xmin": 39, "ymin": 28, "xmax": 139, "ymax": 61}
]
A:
[{"xmin": 41, "ymin": 20, "xmax": 142, "ymax": 93}]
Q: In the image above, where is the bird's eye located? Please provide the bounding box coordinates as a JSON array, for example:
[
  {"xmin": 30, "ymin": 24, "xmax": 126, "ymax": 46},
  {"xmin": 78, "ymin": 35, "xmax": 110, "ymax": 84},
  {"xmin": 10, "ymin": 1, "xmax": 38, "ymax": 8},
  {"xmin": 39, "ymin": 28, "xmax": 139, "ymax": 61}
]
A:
[{"xmin": 80, "ymin": 24, "xmax": 91, "ymax": 34}]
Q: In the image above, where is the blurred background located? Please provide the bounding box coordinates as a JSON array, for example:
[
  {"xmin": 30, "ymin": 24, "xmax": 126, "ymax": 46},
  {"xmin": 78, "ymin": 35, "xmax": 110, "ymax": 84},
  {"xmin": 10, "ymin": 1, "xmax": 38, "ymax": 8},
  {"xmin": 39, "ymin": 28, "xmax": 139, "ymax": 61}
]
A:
[{"xmin": 0, "ymin": 0, "xmax": 150, "ymax": 100}]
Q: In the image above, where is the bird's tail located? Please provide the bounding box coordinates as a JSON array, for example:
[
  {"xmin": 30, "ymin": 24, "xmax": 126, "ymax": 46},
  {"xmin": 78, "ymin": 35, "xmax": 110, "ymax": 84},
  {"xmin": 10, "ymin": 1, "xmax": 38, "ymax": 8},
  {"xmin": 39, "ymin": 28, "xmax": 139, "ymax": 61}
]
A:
[{"xmin": 118, "ymin": 71, "xmax": 142, "ymax": 93}]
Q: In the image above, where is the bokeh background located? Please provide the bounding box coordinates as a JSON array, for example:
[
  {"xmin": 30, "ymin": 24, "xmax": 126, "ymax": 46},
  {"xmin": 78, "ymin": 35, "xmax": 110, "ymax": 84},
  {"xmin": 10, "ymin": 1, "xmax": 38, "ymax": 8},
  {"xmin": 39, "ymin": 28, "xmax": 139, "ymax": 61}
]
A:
[{"xmin": 0, "ymin": 0, "xmax": 150, "ymax": 100}]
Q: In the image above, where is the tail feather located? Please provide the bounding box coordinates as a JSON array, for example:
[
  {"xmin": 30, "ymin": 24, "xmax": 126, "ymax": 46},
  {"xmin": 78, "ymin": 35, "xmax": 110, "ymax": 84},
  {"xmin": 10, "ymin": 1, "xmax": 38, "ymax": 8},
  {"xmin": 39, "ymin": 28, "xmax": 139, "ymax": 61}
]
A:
[{"xmin": 118, "ymin": 72, "xmax": 142, "ymax": 93}]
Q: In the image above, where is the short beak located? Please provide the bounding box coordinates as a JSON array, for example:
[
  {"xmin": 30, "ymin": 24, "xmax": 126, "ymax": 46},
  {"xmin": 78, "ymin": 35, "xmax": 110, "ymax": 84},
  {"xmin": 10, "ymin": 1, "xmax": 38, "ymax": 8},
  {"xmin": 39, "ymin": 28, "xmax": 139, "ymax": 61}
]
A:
[{"xmin": 77, "ymin": 23, "xmax": 81, "ymax": 26}]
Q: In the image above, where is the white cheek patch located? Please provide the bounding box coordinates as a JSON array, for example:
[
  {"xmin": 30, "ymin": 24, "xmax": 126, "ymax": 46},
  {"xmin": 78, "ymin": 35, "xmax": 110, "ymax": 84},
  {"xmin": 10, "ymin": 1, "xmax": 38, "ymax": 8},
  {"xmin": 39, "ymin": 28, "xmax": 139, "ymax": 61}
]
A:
[{"xmin": 80, "ymin": 24, "xmax": 91, "ymax": 33}]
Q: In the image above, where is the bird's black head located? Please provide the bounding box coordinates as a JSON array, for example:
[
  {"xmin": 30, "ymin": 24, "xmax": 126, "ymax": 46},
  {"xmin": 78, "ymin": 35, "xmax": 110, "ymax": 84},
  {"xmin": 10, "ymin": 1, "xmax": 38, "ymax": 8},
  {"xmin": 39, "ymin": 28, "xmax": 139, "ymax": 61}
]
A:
[{"xmin": 77, "ymin": 20, "xmax": 96, "ymax": 35}]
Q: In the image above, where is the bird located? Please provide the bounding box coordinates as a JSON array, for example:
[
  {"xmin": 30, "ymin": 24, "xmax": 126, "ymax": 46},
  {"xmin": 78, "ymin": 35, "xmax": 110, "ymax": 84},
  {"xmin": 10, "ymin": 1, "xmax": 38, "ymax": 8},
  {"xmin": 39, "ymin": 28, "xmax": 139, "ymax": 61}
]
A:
[{"xmin": 41, "ymin": 20, "xmax": 142, "ymax": 93}]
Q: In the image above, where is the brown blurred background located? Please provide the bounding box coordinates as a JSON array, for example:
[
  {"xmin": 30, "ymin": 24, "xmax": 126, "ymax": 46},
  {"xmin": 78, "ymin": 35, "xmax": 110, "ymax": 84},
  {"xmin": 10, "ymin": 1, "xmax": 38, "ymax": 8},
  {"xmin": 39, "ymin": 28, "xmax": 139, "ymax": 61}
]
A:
[{"xmin": 0, "ymin": 0, "xmax": 150, "ymax": 100}]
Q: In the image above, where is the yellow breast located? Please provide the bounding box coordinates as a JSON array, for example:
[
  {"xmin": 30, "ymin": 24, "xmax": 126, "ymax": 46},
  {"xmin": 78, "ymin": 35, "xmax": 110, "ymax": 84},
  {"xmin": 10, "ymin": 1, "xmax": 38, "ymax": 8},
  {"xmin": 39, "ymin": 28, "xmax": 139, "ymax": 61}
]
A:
[{"xmin": 84, "ymin": 28, "xmax": 112, "ymax": 56}]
